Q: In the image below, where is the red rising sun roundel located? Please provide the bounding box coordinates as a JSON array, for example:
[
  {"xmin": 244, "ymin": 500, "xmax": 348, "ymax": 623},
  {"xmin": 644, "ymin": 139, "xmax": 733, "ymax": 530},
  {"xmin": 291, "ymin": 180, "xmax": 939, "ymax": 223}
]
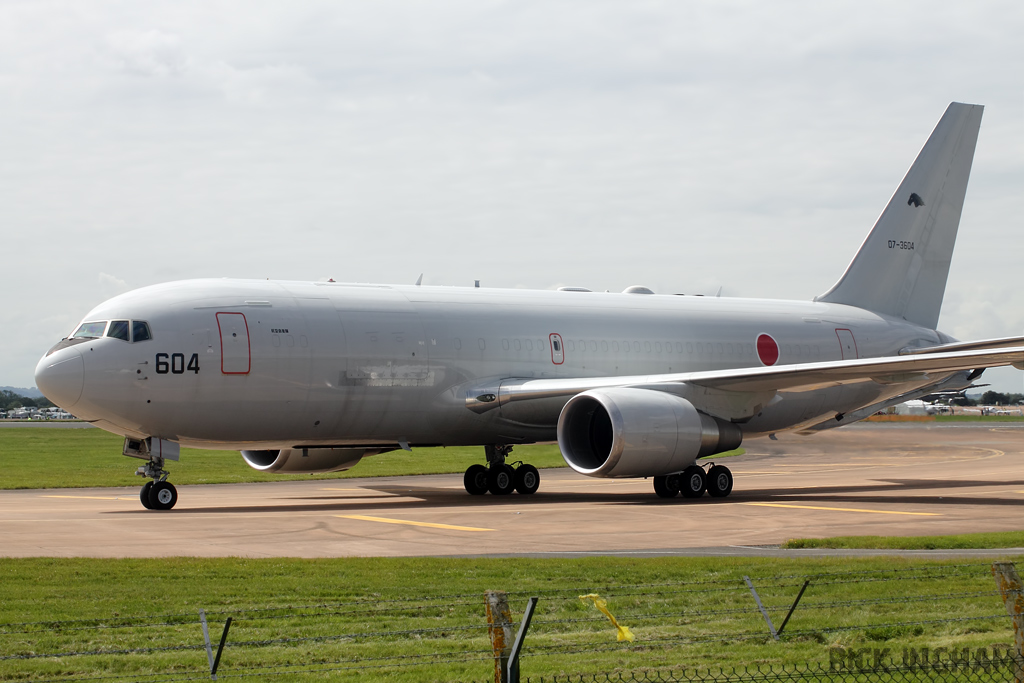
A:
[{"xmin": 756, "ymin": 333, "xmax": 779, "ymax": 366}]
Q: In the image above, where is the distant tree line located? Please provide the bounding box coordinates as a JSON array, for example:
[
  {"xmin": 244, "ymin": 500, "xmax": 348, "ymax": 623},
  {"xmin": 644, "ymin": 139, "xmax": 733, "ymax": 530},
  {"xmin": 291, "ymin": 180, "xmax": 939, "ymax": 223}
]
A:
[
  {"xmin": 947, "ymin": 391, "xmax": 1024, "ymax": 406},
  {"xmin": 0, "ymin": 390, "xmax": 54, "ymax": 411}
]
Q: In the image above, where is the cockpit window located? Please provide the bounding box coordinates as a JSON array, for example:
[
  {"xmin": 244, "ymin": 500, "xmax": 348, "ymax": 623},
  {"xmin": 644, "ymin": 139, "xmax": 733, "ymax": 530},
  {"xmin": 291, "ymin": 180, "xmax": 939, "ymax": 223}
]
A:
[
  {"xmin": 132, "ymin": 321, "xmax": 152, "ymax": 342},
  {"xmin": 107, "ymin": 320, "xmax": 130, "ymax": 341},
  {"xmin": 72, "ymin": 321, "xmax": 107, "ymax": 339}
]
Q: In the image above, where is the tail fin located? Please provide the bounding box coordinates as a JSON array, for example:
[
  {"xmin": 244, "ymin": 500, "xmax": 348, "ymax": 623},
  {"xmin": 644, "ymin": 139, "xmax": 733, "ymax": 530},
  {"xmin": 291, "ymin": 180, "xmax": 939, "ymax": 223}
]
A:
[{"xmin": 816, "ymin": 102, "xmax": 983, "ymax": 330}]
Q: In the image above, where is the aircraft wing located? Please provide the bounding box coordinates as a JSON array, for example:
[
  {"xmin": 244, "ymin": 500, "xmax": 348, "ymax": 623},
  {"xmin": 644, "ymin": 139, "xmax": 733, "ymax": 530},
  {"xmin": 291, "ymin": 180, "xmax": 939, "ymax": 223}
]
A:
[
  {"xmin": 471, "ymin": 345, "xmax": 1024, "ymax": 412},
  {"xmin": 898, "ymin": 336, "xmax": 1024, "ymax": 356}
]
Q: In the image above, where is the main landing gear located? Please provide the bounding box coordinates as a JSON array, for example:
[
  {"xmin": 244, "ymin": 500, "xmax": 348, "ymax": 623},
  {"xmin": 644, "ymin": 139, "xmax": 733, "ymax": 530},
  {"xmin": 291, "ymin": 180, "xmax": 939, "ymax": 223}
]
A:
[
  {"xmin": 136, "ymin": 453, "xmax": 178, "ymax": 511},
  {"xmin": 463, "ymin": 445, "xmax": 540, "ymax": 496},
  {"xmin": 653, "ymin": 463, "xmax": 733, "ymax": 500}
]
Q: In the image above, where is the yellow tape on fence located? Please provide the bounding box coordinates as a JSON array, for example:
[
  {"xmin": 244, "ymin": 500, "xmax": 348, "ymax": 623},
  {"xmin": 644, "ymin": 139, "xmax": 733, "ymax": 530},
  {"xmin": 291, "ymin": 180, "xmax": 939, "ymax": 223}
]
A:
[{"xmin": 578, "ymin": 593, "xmax": 635, "ymax": 642}]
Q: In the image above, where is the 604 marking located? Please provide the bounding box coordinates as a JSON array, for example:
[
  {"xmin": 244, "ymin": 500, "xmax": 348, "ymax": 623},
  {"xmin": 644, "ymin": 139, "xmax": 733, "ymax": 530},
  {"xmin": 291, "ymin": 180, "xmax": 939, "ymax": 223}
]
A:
[{"xmin": 155, "ymin": 353, "xmax": 200, "ymax": 375}]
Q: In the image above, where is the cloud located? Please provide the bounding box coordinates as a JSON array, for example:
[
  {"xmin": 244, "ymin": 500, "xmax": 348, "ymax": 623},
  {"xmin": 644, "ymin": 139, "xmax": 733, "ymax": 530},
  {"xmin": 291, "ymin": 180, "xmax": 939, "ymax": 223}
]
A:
[
  {"xmin": 98, "ymin": 272, "xmax": 128, "ymax": 291},
  {"xmin": 104, "ymin": 30, "xmax": 187, "ymax": 77}
]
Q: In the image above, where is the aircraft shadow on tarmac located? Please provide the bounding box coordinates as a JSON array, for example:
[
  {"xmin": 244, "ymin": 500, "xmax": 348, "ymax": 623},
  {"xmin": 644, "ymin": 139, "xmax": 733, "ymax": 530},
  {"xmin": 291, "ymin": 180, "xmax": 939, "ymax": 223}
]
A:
[{"xmin": 105, "ymin": 476, "xmax": 1024, "ymax": 515}]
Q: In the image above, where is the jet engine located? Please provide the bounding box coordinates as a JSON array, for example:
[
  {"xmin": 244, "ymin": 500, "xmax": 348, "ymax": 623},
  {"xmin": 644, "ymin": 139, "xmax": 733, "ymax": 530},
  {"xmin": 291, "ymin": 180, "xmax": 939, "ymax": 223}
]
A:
[
  {"xmin": 240, "ymin": 447, "xmax": 388, "ymax": 474},
  {"xmin": 557, "ymin": 388, "xmax": 742, "ymax": 477}
]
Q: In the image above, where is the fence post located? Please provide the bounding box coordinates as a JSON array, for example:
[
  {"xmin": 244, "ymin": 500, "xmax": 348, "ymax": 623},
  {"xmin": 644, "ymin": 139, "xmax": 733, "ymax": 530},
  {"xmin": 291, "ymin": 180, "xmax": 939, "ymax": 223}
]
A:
[
  {"xmin": 992, "ymin": 562, "xmax": 1024, "ymax": 683},
  {"xmin": 199, "ymin": 609, "xmax": 216, "ymax": 680},
  {"xmin": 486, "ymin": 591, "xmax": 514, "ymax": 683},
  {"xmin": 507, "ymin": 597, "xmax": 539, "ymax": 683},
  {"xmin": 743, "ymin": 576, "xmax": 778, "ymax": 641}
]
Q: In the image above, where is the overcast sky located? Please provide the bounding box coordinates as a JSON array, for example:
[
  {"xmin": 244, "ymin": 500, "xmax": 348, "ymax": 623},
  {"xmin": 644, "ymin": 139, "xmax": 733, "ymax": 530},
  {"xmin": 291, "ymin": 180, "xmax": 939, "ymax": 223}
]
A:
[{"xmin": 2, "ymin": 1, "xmax": 1022, "ymax": 392}]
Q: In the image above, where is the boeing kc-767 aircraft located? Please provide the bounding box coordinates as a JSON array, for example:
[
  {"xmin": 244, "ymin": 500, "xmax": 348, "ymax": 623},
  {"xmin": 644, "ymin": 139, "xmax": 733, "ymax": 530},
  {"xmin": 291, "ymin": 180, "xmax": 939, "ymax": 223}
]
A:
[{"xmin": 35, "ymin": 102, "xmax": 1024, "ymax": 510}]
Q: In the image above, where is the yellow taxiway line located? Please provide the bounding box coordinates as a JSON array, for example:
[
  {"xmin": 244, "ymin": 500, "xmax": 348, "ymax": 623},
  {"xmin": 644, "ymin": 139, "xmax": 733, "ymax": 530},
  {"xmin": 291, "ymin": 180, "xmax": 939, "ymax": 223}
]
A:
[
  {"xmin": 335, "ymin": 514, "xmax": 494, "ymax": 531},
  {"xmin": 743, "ymin": 502, "xmax": 940, "ymax": 516},
  {"xmin": 41, "ymin": 495, "xmax": 130, "ymax": 501}
]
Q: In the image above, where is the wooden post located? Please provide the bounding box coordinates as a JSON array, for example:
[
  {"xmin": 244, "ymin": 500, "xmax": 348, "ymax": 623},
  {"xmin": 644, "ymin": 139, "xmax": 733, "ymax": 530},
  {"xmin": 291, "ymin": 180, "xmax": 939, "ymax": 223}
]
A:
[
  {"xmin": 485, "ymin": 591, "xmax": 513, "ymax": 683},
  {"xmin": 992, "ymin": 562, "xmax": 1024, "ymax": 682}
]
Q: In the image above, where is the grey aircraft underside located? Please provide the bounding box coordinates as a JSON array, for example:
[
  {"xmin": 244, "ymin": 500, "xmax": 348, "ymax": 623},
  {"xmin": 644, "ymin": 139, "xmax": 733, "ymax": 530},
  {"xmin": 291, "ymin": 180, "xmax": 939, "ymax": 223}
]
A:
[{"xmin": 35, "ymin": 102, "xmax": 1024, "ymax": 510}]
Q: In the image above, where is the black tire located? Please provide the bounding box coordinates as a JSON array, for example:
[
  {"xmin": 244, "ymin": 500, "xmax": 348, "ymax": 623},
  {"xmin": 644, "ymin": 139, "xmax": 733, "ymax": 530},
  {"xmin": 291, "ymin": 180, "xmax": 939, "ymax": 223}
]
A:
[
  {"xmin": 149, "ymin": 481, "xmax": 177, "ymax": 510},
  {"xmin": 653, "ymin": 474, "xmax": 679, "ymax": 498},
  {"xmin": 514, "ymin": 464, "xmax": 540, "ymax": 495},
  {"xmin": 464, "ymin": 464, "xmax": 489, "ymax": 495},
  {"xmin": 679, "ymin": 466, "xmax": 706, "ymax": 499},
  {"xmin": 707, "ymin": 465, "xmax": 733, "ymax": 498},
  {"xmin": 487, "ymin": 464, "xmax": 516, "ymax": 495},
  {"xmin": 140, "ymin": 482, "xmax": 154, "ymax": 509}
]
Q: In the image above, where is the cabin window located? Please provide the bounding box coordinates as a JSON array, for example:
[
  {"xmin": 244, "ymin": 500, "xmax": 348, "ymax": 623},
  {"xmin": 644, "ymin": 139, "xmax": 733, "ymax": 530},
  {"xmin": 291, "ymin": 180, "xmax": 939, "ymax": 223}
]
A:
[
  {"xmin": 131, "ymin": 321, "xmax": 152, "ymax": 342},
  {"xmin": 502, "ymin": 339, "xmax": 509, "ymax": 350},
  {"xmin": 567, "ymin": 341, "xmax": 575, "ymax": 352},
  {"xmin": 696, "ymin": 343, "xmax": 703, "ymax": 354},
  {"xmin": 538, "ymin": 339, "xmax": 546, "ymax": 350},
  {"xmin": 454, "ymin": 338, "xmax": 462, "ymax": 350},
  {"xmin": 553, "ymin": 339, "xmax": 561, "ymax": 352},
  {"xmin": 526, "ymin": 339, "xmax": 534, "ymax": 351},
  {"xmin": 72, "ymin": 321, "xmax": 107, "ymax": 339},
  {"xmin": 601, "ymin": 340, "xmax": 608, "ymax": 352},
  {"xmin": 589, "ymin": 340, "xmax": 597, "ymax": 352},
  {"xmin": 717, "ymin": 343, "xmax": 724, "ymax": 355},
  {"xmin": 633, "ymin": 341, "xmax": 640, "ymax": 352},
  {"xmin": 686, "ymin": 342, "xmax": 692, "ymax": 353},
  {"xmin": 677, "ymin": 342, "xmax": 684, "ymax": 353},
  {"xmin": 644, "ymin": 341, "xmax": 651, "ymax": 353},
  {"xmin": 612, "ymin": 341, "xmax": 619, "ymax": 352},
  {"xmin": 514, "ymin": 339, "xmax": 521, "ymax": 351},
  {"xmin": 107, "ymin": 320, "xmax": 130, "ymax": 341},
  {"xmin": 655, "ymin": 342, "xmax": 662, "ymax": 353},
  {"xmin": 665, "ymin": 342, "xmax": 672, "ymax": 354},
  {"xmin": 727, "ymin": 343, "xmax": 734, "ymax": 356},
  {"xmin": 578, "ymin": 340, "xmax": 586, "ymax": 351},
  {"xmin": 478, "ymin": 338, "xmax": 486, "ymax": 350}
]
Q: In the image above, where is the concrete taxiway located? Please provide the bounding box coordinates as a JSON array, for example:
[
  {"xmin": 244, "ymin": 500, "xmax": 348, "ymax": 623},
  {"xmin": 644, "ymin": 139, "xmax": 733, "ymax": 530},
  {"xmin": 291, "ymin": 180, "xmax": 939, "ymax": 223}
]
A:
[{"xmin": 1, "ymin": 423, "xmax": 1022, "ymax": 558}]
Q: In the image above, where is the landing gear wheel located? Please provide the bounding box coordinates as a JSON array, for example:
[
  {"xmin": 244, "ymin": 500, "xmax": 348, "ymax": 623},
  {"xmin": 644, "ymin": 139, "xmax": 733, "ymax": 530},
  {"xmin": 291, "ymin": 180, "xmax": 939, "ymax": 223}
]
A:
[
  {"xmin": 149, "ymin": 481, "xmax": 177, "ymax": 510},
  {"xmin": 653, "ymin": 474, "xmax": 680, "ymax": 498},
  {"xmin": 514, "ymin": 464, "xmax": 540, "ymax": 495},
  {"xmin": 679, "ymin": 466, "xmax": 706, "ymax": 499},
  {"xmin": 140, "ymin": 481, "xmax": 154, "ymax": 509},
  {"xmin": 487, "ymin": 464, "xmax": 516, "ymax": 495},
  {"xmin": 706, "ymin": 465, "xmax": 733, "ymax": 498},
  {"xmin": 464, "ymin": 464, "xmax": 489, "ymax": 495}
]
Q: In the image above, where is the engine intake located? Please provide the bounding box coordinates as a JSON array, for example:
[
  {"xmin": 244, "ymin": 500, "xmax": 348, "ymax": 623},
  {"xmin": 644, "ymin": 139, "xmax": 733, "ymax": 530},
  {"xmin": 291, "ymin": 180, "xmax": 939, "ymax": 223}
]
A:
[
  {"xmin": 240, "ymin": 447, "xmax": 386, "ymax": 474},
  {"xmin": 557, "ymin": 388, "xmax": 742, "ymax": 477}
]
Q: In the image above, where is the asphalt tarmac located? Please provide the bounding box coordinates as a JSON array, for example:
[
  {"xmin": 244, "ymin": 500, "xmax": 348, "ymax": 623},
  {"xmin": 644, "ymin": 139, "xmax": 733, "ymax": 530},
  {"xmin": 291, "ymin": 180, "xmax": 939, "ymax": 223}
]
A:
[{"xmin": 1, "ymin": 423, "xmax": 1022, "ymax": 558}]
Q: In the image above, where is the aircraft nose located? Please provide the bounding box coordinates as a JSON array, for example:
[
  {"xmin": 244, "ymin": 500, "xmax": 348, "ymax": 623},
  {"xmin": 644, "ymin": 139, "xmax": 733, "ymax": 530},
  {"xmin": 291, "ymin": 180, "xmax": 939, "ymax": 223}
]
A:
[{"xmin": 35, "ymin": 349, "xmax": 85, "ymax": 409}]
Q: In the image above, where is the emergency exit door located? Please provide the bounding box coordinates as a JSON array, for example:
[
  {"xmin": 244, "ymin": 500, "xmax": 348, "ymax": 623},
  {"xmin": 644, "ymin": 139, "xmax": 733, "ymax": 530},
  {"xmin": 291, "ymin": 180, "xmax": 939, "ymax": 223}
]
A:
[
  {"xmin": 835, "ymin": 328, "xmax": 858, "ymax": 360},
  {"xmin": 217, "ymin": 312, "xmax": 251, "ymax": 374}
]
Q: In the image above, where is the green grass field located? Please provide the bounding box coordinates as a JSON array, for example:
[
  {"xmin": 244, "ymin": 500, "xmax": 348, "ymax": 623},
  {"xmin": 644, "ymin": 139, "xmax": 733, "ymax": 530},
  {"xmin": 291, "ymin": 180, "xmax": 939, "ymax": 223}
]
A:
[
  {"xmin": 0, "ymin": 427, "xmax": 741, "ymax": 490},
  {"xmin": 0, "ymin": 428, "xmax": 563, "ymax": 489},
  {"xmin": 784, "ymin": 531, "xmax": 1024, "ymax": 550},
  {"xmin": 0, "ymin": 556, "xmax": 1017, "ymax": 682}
]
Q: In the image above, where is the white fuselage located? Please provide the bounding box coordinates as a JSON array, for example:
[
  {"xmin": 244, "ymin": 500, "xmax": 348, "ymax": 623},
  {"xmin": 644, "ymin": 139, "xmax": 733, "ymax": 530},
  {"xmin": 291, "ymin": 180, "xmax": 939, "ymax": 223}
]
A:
[{"xmin": 39, "ymin": 278, "xmax": 954, "ymax": 451}]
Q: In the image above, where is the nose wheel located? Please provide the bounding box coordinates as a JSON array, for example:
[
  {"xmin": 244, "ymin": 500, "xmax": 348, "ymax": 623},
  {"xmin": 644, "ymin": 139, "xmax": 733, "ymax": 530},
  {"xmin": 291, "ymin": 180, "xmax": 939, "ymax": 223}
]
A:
[{"xmin": 134, "ymin": 451, "xmax": 178, "ymax": 510}]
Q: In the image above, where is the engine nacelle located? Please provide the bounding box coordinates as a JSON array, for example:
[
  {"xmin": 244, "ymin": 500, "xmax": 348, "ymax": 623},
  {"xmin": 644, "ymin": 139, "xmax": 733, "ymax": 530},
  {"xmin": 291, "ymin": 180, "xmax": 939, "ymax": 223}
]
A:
[
  {"xmin": 557, "ymin": 388, "xmax": 742, "ymax": 477},
  {"xmin": 240, "ymin": 447, "xmax": 385, "ymax": 474}
]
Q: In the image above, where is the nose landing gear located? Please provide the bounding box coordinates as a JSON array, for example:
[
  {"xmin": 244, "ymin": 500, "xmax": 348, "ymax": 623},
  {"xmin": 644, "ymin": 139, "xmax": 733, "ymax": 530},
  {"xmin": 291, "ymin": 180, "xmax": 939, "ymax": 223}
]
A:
[
  {"xmin": 462, "ymin": 445, "xmax": 541, "ymax": 496},
  {"xmin": 125, "ymin": 437, "xmax": 179, "ymax": 511}
]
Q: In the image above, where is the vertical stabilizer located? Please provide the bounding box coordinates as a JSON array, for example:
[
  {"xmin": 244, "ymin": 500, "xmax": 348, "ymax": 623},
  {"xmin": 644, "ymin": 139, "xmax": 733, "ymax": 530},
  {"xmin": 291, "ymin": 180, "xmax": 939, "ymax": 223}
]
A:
[{"xmin": 816, "ymin": 103, "xmax": 983, "ymax": 330}]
